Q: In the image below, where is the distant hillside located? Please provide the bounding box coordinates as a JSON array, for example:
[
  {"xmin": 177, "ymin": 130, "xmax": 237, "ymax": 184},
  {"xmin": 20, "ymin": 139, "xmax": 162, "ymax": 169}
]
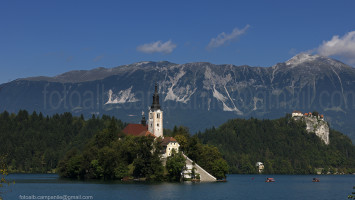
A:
[
  {"xmin": 1, "ymin": 110, "xmax": 354, "ymax": 175},
  {"xmin": 0, "ymin": 110, "xmax": 125, "ymax": 173},
  {"xmin": 197, "ymin": 114, "xmax": 355, "ymax": 174},
  {"xmin": 1, "ymin": 54, "xmax": 355, "ymax": 142}
]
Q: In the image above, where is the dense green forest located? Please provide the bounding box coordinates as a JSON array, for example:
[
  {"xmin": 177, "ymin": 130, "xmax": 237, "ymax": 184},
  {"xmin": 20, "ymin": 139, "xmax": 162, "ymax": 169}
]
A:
[
  {"xmin": 0, "ymin": 110, "xmax": 125, "ymax": 173},
  {"xmin": 197, "ymin": 114, "xmax": 355, "ymax": 174},
  {"xmin": 1, "ymin": 110, "xmax": 355, "ymax": 177},
  {"xmin": 0, "ymin": 110, "xmax": 227, "ymax": 181}
]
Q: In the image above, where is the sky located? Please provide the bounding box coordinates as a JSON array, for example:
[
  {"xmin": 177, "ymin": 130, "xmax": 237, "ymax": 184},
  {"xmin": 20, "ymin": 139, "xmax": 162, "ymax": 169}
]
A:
[{"xmin": 1, "ymin": 0, "xmax": 355, "ymax": 84}]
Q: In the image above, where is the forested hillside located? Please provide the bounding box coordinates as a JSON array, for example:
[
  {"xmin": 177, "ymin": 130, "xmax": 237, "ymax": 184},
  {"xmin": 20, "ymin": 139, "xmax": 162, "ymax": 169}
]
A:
[
  {"xmin": 0, "ymin": 110, "xmax": 125, "ymax": 173},
  {"xmin": 0, "ymin": 110, "xmax": 228, "ymax": 180},
  {"xmin": 197, "ymin": 114, "xmax": 355, "ymax": 174},
  {"xmin": 1, "ymin": 110, "xmax": 354, "ymax": 175}
]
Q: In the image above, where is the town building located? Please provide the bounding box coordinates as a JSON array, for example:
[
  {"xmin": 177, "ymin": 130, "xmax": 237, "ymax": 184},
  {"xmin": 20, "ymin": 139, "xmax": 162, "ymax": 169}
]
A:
[
  {"xmin": 291, "ymin": 111, "xmax": 303, "ymax": 117},
  {"xmin": 291, "ymin": 110, "xmax": 325, "ymax": 120},
  {"xmin": 255, "ymin": 162, "xmax": 264, "ymax": 173}
]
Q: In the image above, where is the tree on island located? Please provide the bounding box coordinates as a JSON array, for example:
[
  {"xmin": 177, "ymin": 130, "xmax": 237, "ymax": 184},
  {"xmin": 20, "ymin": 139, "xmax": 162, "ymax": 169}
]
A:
[
  {"xmin": 58, "ymin": 127, "xmax": 165, "ymax": 181},
  {"xmin": 166, "ymin": 125, "xmax": 229, "ymax": 180},
  {"xmin": 210, "ymin": 158, "xmax": 229, "ymax": 180},
  {"xmin": 166, "ymin": 150, "xmax": 186, "ymax": 181},
  {"xmin": 132, "ymin": 136, "xmax": 164, "ymax": 181}
]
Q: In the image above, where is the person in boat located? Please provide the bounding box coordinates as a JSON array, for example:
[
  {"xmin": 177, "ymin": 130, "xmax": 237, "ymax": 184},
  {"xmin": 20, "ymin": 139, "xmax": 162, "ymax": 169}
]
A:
[
  {"xmin": 266, "ymin": 178, "xmax": 275, "ymax": 182},
  {"xmin": 312, "ymin": 178, "xmax": 320, "ymax": 182}
]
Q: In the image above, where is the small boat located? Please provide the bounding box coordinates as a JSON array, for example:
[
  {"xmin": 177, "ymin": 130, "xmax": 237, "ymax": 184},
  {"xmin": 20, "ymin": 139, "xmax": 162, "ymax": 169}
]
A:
[
  {"xmin": 265, "ymin": 178, "xmax": 275, "ymax": 182},
  {"xmin": 312, "ymin": 178, "xmax": 320, "ymax": 182}
]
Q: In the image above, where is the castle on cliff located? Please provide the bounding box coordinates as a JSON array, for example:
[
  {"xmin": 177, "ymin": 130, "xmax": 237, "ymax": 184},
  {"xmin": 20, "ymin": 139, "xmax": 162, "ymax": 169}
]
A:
[
  {"xmin": 291, "ymin": 110, "xmax": 324, "ymax": 120},
  {"xmin": 292, "ymin": 110, "xmax": 329, "ymax": 145}
]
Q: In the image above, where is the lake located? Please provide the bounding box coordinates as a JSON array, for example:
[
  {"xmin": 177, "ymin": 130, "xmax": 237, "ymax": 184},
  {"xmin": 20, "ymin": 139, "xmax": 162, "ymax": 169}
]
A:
[{"xmin": 2, "ymin": 174, "xmax": 354, "ymax": 200}]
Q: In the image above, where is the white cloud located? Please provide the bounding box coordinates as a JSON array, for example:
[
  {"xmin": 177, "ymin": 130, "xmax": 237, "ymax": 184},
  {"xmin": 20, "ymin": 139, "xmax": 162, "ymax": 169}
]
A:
[
  {"xmin": 317, "ymin": 31, "xmax": 355, "ymax": 64},
  {"xmin": 137, "ymin": 40, "xmax": 176, "ymax": 54},
  {"xmin": 207, "ymin": 25, "xmax": 250, "ymax": 49}
]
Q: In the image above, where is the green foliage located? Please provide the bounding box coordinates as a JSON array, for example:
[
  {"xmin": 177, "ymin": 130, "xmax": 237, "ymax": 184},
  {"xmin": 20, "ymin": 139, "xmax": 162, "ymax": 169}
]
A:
[
  {"xmin": 0, "ymin": 110, "xmax": 125, "ymax": 173},
  {"xmin": 210, "ymin": 158, "xmax": 229, "ymax": 179},
  {"xmin": 1, "ymin": 109, "xmax": 227, "ymax": 181},
  {"xmin": 132, "ymin": 136, "xmax": 164, "ymax": 181},
  {"xmin": 0, "ymin": 155, "xmax": 13, "ymax": 199},
  {"xmin": 166, "ymin": 126, "xmax": 229, "ymax": 179},
  {"xmin": 166, "ymin": 150, "xmax": 186, "ymax": 181},
  {"xmin": 0, "ymin": 156, "xmax": 7, "ymax": 187},
  {"xmin": 174, "ymin": 135, "xmax": 188, "ymax": 152},
  {"xmin": 348, "ymin": 186, "xmax": 355, "ymax": 199},
  {"xmin": 197, "ymin": 115, "xmax": 355, "ymax": 174},
  {"xmin": 59, "ymin": 132, "xmax": 164, "ymax": 181}
]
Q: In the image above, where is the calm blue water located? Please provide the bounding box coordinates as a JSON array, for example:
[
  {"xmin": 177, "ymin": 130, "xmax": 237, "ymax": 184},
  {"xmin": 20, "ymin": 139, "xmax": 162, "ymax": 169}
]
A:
[{"xmin": 2, "ymin": 174, "xmax": 354, "ymax": 200}]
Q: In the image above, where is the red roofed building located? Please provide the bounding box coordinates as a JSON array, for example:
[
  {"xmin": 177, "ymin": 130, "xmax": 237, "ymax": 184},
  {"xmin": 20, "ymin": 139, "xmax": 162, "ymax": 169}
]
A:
[
  {"xmin": 121, "ymin": 84, "xmax": 180, "ymax": 158},
  {"xmin": 122, "ymin": 123, "xmax": 149, "ymax": 136},
  {"xmin": 320, "ymin": 114, "xmax": 324, "ymax": 121}
]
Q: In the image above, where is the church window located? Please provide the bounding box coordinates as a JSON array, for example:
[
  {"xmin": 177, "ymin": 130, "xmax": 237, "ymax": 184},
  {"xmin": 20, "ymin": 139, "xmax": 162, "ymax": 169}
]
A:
[
  {"xmin": 157, "ymin": 113, "xmax": 160, "ymax": 118},
  {"xmin": 157, "ymin": 123, "xmax": 159, "ymax": 127}
]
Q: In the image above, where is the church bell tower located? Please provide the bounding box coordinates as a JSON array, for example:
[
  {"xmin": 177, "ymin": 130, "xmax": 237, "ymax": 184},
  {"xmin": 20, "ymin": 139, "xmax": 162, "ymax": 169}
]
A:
[{"xmin": 148, "ymin": 83, "xmax": 163, "ymax": 138}]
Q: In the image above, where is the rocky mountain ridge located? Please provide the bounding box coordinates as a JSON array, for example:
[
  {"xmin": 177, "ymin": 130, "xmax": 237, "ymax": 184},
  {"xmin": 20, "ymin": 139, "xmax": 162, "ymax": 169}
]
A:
[{"xmin": 1, "ymin": 54, "xmax": 355, "ymax": 141}]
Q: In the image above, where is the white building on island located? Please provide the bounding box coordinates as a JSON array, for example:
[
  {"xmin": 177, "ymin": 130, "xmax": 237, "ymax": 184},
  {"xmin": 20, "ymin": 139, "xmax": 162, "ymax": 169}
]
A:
[
  {"xmin": 122, "ymin": 83, "xmax": 179, "ymax": 156},
  {"xmin": 148, "ymin": 84, "xmax": 163, "ymax": 138},
  {"xmin": 121, "ymin": 83, "xmax": 216, "ymax": 181}
]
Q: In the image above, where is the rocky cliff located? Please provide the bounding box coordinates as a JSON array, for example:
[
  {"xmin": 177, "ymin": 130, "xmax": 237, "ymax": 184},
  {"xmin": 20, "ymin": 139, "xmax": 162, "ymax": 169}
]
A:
[{"xmin": 294, "ymin": 116, "xmax": 330, "ymax": 144}]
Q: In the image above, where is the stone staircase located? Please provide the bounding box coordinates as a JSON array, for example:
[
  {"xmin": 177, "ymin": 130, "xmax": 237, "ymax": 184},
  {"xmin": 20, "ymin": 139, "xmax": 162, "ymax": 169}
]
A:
[{"xmin": 182, "ymin": 153, "xmax": 217, "ymax": 182}]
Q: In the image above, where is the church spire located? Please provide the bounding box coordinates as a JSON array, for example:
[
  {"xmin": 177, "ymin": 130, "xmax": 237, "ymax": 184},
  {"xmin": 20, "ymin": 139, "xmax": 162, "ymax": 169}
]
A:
[
  {"xmin": 151, "ymin": 83, "xmax": 161, "ymax": 110},
  {"xmin": 141, "ymin": 111, "xmax": 146, "ymax": 125},
  {"xmin": 148, "ymin": 83, "xmax": 163, "ymax": 138}
]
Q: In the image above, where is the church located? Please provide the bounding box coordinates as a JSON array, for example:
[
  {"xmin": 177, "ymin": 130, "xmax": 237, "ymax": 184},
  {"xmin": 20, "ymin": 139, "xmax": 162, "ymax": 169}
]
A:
[
  {"xmin": 122, "ymin": 84, "xmax": 217, "ymax": 181},
  {"xmin": 122, "ymin": 84, "xmax": 180, "ymax": 158}
]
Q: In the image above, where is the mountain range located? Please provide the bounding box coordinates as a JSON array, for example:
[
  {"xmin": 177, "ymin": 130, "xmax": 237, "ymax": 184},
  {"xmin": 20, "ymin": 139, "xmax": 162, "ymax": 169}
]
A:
[{"xmin": 1, "ymin": 53, "xmax": 355, "ymax": 141}]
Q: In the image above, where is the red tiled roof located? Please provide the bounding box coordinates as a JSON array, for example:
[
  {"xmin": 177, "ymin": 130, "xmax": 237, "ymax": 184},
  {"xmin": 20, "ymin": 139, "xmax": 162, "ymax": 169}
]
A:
[
  {"xmin": 122, "ymin": 124, "xmax": 148, "ymax": 136},
  {"xmin": 137, "ymin": 130, "xmax": 156, "ymax": 137},
  {"xmin": 293, "ymin": 110, "xmax": 302, "ymax": 113},
  {"xmin": 161, "ymin": 137, "xmax": 177, "ymax": 146}
]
